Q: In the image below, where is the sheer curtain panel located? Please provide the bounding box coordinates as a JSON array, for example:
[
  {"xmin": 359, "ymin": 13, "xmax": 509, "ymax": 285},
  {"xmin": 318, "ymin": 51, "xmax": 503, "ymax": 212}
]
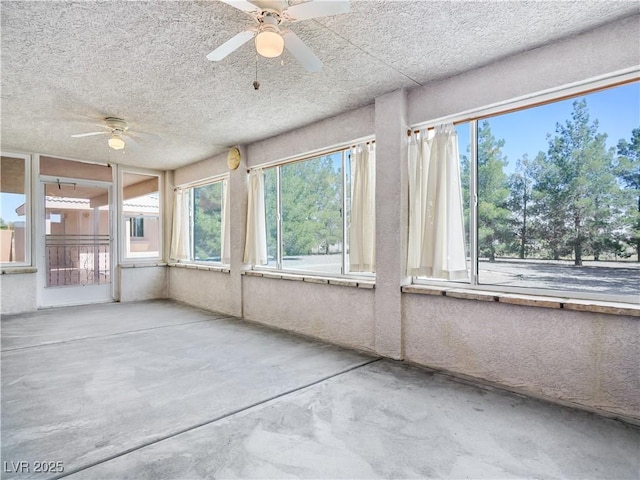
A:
[
  {"xmin": 170, "ymin": 188, "xmax": 190, "ymax": 260},
  {"xmin": 407, "ymin": 124, "xmax": 468, "ymax": 280},
  {"xmin": 349, "ymin": 143, "xmax": 376, "ymax": 272},
  {"xmin": 243, "ymin": 169, "xmax": 268, "ymax": 265}
]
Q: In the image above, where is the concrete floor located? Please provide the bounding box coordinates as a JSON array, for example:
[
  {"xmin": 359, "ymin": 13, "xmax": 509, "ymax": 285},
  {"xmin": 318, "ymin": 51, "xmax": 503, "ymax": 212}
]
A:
[{"xmin": 1, "ymin": 301, "xmax": 638, "ymax": 479}]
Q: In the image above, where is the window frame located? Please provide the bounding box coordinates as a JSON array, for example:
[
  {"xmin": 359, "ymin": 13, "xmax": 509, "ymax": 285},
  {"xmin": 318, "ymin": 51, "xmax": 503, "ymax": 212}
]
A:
[
  {"xmin": 177, "ymin": 175, "xmax": 229, "ymax": 266},
  {"xmin": 253, "ymin": 142, "xmax": 375, "ymax": 279},
  {"xmin": 0, "ymin": 152, "xmax": 32, "ymax": 268},
  {"xmin": 411, "ymin": 71, "xmax": 639, "ymax": 305},
  {"xmin": 119, "ymin": 167, "xmax": 163, "ymax": 264}
]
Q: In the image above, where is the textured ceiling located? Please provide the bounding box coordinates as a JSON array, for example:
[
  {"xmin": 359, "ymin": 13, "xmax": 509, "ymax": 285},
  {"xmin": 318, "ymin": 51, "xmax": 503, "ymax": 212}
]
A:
[{"xmin": 1, "ymin": 0, "xmax": 637, "ymax": 170}]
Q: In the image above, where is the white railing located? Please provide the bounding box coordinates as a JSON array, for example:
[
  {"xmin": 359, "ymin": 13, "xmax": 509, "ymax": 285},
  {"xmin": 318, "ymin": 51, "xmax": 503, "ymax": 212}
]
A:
[{"xmin": 45, "ymin": 235, "xmax": 110, "ymax": 287}]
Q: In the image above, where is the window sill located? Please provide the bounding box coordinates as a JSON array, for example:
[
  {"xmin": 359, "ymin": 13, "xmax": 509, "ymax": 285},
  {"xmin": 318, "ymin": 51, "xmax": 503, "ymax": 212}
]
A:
[
  {"xmin": 402, "ymin": 285, "xmax": 640, "ymax": 317},
  {"xmin": 242, "ymin": 270, "xmax": 375, "ymax": 289},
  {"xmin": 119, "ymin": 262, "xmax": 167, "ymax": 269},
  {"xmin": 168, "ymin": 262, "xmax": 230, "ymax": 273},
  {"xmin": 0, "ymin": 266, "xmax": 37, "ymax": 275}
]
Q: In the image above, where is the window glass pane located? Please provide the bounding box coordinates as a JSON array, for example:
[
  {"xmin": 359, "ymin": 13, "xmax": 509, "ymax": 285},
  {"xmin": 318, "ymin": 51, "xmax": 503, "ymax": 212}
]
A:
[
  {"xmin": 1, "ymin": 156, "xmax": 27, "ymax": 264},
  {"xmin": 477, "ymin": 82, "xmax": 640, "ymax": 302},
  {"xmin": 131, "ymin": 217, "xmax": 144, "ymax": 237},
  {"xmin": 123, "ymin": 172, "xmax": 160, "ymax": 259},
  {"xmin": 193, "ymin": 182, "xmax": 222, "ymax": 262},
  {"xmin": 457, "ymin": 123, "xmax": 471, "ymax": 266},
  {"xmin": 264, "ymin": 167, "xmax": 278, "ymax": 268},
  {"xmin": 281, "ymin": 153, "xmax": 343, "ymax": 274}
]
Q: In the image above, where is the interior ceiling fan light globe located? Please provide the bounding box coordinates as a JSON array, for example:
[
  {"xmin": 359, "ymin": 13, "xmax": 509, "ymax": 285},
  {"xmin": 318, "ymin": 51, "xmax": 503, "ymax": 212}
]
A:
[
  {"xmin": 255, "ymin": 27, "xmax": 284, "ymax": 58},
  {"xmin": 108, "ymin": 135, "xmax": 126, "ymax": 150}
]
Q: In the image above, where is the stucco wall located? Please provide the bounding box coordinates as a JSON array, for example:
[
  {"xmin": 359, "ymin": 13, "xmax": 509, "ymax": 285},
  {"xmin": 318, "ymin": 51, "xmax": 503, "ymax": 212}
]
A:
[
  {"xmin": 408, "ymin": 15, "xmax": 640, "ymax": 125},
  {"xmin": 0, "ymin": 272, "xmax": 37, "ymax": 315},
  {"xmin": 402, "ymin": 294, "xmax": 639, "ymax": 420},
  {"xmin": 242, "ymin": 276, "xmax": 376, "ymax": 353},
  {"xmin": 169, "ymin": 268, "xmax": 235, "ymax": 317},
  {"xmin": 119, "ymin": 266, "xmax": 168, "ymax": 302},
  {"xmin": 173, "ymin": 152, "xmax": 228, "ymax": 187},
  {"xmin": 247, "ymin": 104, "xmax": 375, "ymax": 166}
]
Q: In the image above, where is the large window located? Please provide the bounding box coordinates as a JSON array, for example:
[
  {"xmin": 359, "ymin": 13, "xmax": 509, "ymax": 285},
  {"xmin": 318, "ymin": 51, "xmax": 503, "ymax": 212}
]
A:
[
  {"xmin": 262, "ymin": 148, "xmax": 364, "ymax": 276},
  {"xmin": 417, "ymin": 81, "xmax": 639, "ymax": 304},
  {"xmin": 0, "ymin": 154, "xmax": 30, "ymax": 266},
  {"xmin": 122, "ymin": 171, "xmax": 161, "ymax": 260}
]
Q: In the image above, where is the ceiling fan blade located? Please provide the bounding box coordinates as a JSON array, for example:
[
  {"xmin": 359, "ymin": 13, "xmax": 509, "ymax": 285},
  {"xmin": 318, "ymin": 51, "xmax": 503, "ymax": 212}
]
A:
[
  {"xmin": 71, "ymin": 131, "xmax": 109, "ymax": 138},
  {"xmin": 206, "ymin": 30, "xmax": 255, "ymax": 61},
  {"xmin": 285, "ymin": 0, "xmax": 349, "ymax": 21},
  {"xmin": 283, "ymin": 31, "xmax": 323, "ymax": 72},
  {"xmin": 124, "ymin": 135, "xmax": 140, "ymax": 151},
  {"xmin": 219, "ymin": 0, "xmax": 261, "ymax": 13},
  {"xmin": 128, "ymin": 130, "xmax": 162, "ymax": 142}
]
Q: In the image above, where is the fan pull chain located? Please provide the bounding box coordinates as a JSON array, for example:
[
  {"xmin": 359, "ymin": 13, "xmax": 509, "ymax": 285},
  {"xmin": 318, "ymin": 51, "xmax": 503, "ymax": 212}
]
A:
[{"xmin": 253, "ymin": 53, "xmax": 260, "ymax": 91}]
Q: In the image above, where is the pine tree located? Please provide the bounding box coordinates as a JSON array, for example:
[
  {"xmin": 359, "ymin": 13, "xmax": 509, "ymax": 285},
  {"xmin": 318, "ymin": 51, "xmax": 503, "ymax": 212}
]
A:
[
  {"xmin": 531, "ymin": 149, "xmax": 571, "ymax": 260},
  {"xmin": 477, "ymin": 121, "xmax": 511, "ymax": 262},
  {"xmin": 507, "ymin": 154, "xmax": 535, "ymax": 259},
  {"xmin": 536, "ymin": 99, "xmax": 617, "ymax": 265},
  {"xmin": 616, "ymin": 128, "xmax": 640, "ymax": 260}
]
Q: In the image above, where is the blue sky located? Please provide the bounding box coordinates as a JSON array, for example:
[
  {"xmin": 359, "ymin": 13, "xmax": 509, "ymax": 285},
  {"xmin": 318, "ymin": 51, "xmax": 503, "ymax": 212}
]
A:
[
  {"xmin": 1, "ymin": 193, "xmax": 26, "ymax": 224},
  {"xmin": 456, "ymin": 82, "xmax": 639, "ymax": 173}
]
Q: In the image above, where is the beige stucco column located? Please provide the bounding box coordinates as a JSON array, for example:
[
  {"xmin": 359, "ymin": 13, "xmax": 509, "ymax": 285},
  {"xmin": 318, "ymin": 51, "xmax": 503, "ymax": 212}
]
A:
[
  {"xmin": 229, "ymin": 146, "xmax": 250, "ymax": 317},
  {"xmin": 374, "ymin": 89, "xmax": 410, "ymax": 359}
]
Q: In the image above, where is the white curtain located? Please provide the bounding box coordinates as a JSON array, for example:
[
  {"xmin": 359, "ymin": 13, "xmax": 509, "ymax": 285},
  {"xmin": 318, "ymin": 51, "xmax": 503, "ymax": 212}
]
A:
[
  {"xmin": 221, "ymin": 179, "xmax": 231, "ymax": 264},
  {"xmin": 243, "ymin": 169, "xmax": 267, "ymax": 265},
  {"xmin": 349, "ymin": 143, "xmax": 376, "ymax": 272},
  {"xmin": 407, "ymin": 124, "xmax": 468, "ymax": 280},
  {"xmin": 170, "ymin": 188, "xmax": 191, "ymax": 261}
]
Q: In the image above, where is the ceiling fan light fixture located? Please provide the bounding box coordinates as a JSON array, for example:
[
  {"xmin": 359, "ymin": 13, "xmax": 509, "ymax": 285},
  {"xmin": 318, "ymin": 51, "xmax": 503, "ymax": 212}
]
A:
[
  {"xmin": 108, "ymin": 134, "xmax": 126, "ymax": 150},
  {"xmin": 255, "ymin": 26, "xmax": 284, "ymax": 58}
]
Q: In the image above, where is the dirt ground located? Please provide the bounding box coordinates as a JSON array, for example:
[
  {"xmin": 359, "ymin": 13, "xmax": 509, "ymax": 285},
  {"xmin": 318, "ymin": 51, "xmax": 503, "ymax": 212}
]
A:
[{"xmin": 477, "ymin": 259, "xmax": 639, "ymax": 300}]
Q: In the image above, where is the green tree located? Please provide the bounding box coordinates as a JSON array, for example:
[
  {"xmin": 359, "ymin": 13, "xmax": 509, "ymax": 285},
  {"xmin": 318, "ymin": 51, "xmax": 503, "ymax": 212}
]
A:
[
  {"xmin": 278, "ymin": 156, "xmax": 342, "ymax": 256},
  {"xmin": 459, "ymin": 148, "xmax": 471, "ymax": 258},
  {"xmin": 507, "ymin": 154, "xmax": 536, "ymax": 258},
  {"xmin": 477, "ymin": 121, "xmax": 511, "ymax": 261},
  {"xmin": 264, "ymin": 168, "xmax": 278, "ymax": 260},
  {"xmin": 530, "ymin": 150, "xmax": 572, "ymax": 260},
  {"xmin": 615, "ymin": 127, "xmax": 640, "ymax": 260},
  {"xmin": 193, "ymin": 182, "xmax": 222, "ymax": 260},
  {"xmin": 536, "ymin": 99, "xmax": 617, "ymax": 265}
]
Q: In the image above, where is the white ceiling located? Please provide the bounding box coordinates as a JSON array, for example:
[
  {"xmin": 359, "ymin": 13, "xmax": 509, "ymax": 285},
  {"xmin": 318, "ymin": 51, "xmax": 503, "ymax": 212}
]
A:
[{"xmin": 1, "ymin": 0, "xmax": 637, "ymax": 171}]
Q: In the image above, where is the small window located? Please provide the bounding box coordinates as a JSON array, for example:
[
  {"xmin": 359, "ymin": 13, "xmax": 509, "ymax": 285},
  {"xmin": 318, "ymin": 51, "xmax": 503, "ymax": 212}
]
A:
[
  {"xmin": 122, "ymin": 171, "xmax": 161, "ymax": 260},
  {"xmin": 192, "ymin": 181, "xmax": 224, "ymax": 263},
  {"xmin": 130, "ymin": 217, "xmax": 144, "ymax": 238},
  {"xmin": 171, "ymin": 178, "xmax": 227, "ymax": 264},
  {"xmin": 1, "ymin": 154, "xmax": 30, "ymax": 266}
]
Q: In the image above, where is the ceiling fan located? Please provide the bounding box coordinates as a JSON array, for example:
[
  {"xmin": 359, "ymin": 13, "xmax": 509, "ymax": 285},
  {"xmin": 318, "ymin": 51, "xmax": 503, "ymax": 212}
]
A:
[
  {"xmin": 207, "ymin": 0, "xmax": 350, "ymax": 72},
  {"xmin": 71, "ymin": 117, "xmax": 146, "ymax": 151}
]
